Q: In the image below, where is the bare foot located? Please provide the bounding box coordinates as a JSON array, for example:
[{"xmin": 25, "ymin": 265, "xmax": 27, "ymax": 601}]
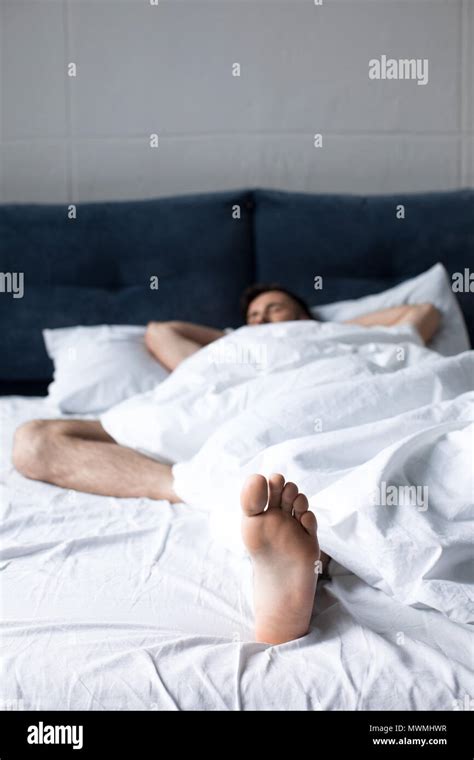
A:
[{"xmin": 241, "ymin": 473, "xmax": 321, "ymax": 645}]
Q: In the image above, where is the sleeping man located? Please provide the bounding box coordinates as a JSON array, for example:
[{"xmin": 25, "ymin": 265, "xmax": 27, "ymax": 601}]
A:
[{"xmin": 12, "ymin": 284, "xmax": 441, "ymax": 646}]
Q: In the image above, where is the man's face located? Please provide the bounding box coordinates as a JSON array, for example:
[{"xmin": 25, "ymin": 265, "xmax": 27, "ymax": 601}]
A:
[{"xmin": 246, "ymin": 290, "xmax": 308, "ymax": 325}]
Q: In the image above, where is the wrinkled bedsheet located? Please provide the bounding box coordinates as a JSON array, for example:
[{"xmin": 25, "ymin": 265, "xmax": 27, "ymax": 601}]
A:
[{"xmin": 1, "ymin": 321, "xmax": 473, "ymax": 710}]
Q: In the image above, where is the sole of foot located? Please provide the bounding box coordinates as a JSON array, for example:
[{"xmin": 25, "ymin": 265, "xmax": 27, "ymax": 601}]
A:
[{"xmin": 241, "ymin": 472, "xmax": 321, "ymax": 645}]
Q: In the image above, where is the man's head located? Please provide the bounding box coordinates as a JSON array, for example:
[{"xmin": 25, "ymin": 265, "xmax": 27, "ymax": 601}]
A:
[{"xmin": 241, "ymin": 283, "xmax": 314, "ymax": 325}]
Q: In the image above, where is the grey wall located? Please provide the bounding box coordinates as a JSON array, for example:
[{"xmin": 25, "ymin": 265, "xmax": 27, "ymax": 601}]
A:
[{"xmin": 1, "ymin": 0, "xmax": 473, "ymax": 203}]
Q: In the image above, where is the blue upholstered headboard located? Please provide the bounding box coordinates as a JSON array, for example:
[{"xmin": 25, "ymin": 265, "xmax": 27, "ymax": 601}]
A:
[{"xmin": 1, "ymin": 188, "xmax": 473, "ymax": 395}]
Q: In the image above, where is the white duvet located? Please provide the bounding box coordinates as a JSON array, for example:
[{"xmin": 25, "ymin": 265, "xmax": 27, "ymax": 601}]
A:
[
  {"xmin": 102, "ymin": 321, "xmax": 474, "ymax": 627},
  {"xmin": 1, "ymin": 320, "xmax": 473, "ymax": 710}
]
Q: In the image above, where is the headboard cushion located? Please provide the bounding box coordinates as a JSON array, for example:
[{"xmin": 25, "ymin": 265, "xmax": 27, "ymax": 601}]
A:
[
  {"xmin": 0, "ymin": 191, "xmax": 254, "ymax": 387},
  {"xmin": 253, "ymin": 189, "xmax": 474, "ymax": 344}
]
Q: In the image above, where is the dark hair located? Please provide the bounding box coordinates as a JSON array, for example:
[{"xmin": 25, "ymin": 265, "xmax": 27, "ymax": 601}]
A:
[{"xmin": 240, "ymin": 283, "xmax": 314, "ymax": 321}]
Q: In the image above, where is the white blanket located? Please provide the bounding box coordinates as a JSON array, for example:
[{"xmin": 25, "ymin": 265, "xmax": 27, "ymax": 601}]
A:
[{"xmin": 102, "ymin": 321, "xmax": 474, "ymax": 626}]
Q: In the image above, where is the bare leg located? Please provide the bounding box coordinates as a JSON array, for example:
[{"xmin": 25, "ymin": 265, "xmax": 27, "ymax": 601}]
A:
[{"xmin": 12, "ymin": 419, "xmax": 179, "ymax": 502}]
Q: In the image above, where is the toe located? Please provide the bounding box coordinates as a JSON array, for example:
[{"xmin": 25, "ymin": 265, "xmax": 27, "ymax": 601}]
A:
[
  {"xmin": 293, "ymin": 492, "xmax": 309, "ymax": 522},
  {"xmin": 300, "ymin": 509, "xmax": 318, "ymax": 537},
  {"xmin": 267, "ymin": 473, "xmax": 285, "ymax": 509},
  {"xmin": 281, "ymin": 481, "xmax": 298, "ymax": 513},
  {"xmin": 240, "ymin": 474, "xmax": 268, "ymax": 516}
]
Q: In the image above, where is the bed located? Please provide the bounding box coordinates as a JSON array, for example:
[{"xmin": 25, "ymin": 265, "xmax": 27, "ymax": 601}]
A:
[{"xmin": 1, "ymin": 188, "xmax": 473, "ymax": 711}]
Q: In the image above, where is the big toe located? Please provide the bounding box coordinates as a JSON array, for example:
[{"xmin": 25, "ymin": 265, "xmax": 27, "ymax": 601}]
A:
[{"xmin": 240, "ymin": 474, "xmax": 268, "ymax": 516}]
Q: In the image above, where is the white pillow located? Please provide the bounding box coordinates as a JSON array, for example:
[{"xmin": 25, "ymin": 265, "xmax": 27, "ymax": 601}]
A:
[
  {"xmin": 312, "ymin": 264, "xmax": 470, "ymax": 356},
  {"xmin": 43, "ymin": 325, "xmax": 169, "ymax": 414}
]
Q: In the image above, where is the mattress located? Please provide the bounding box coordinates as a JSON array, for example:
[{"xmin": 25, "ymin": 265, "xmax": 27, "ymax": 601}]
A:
[{"xmin": 1, "ymin": 395, "xmax": 472, "ymax": 711}]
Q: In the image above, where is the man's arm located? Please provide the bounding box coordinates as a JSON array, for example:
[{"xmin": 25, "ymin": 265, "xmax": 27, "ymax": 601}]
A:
[
  {"xmin": 145, "ymin": 321, "xmax": 225, "ymax": 371},
  {"xmin": 346, "ymin": 303, "xmax": 441, "ymax": 344}
]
